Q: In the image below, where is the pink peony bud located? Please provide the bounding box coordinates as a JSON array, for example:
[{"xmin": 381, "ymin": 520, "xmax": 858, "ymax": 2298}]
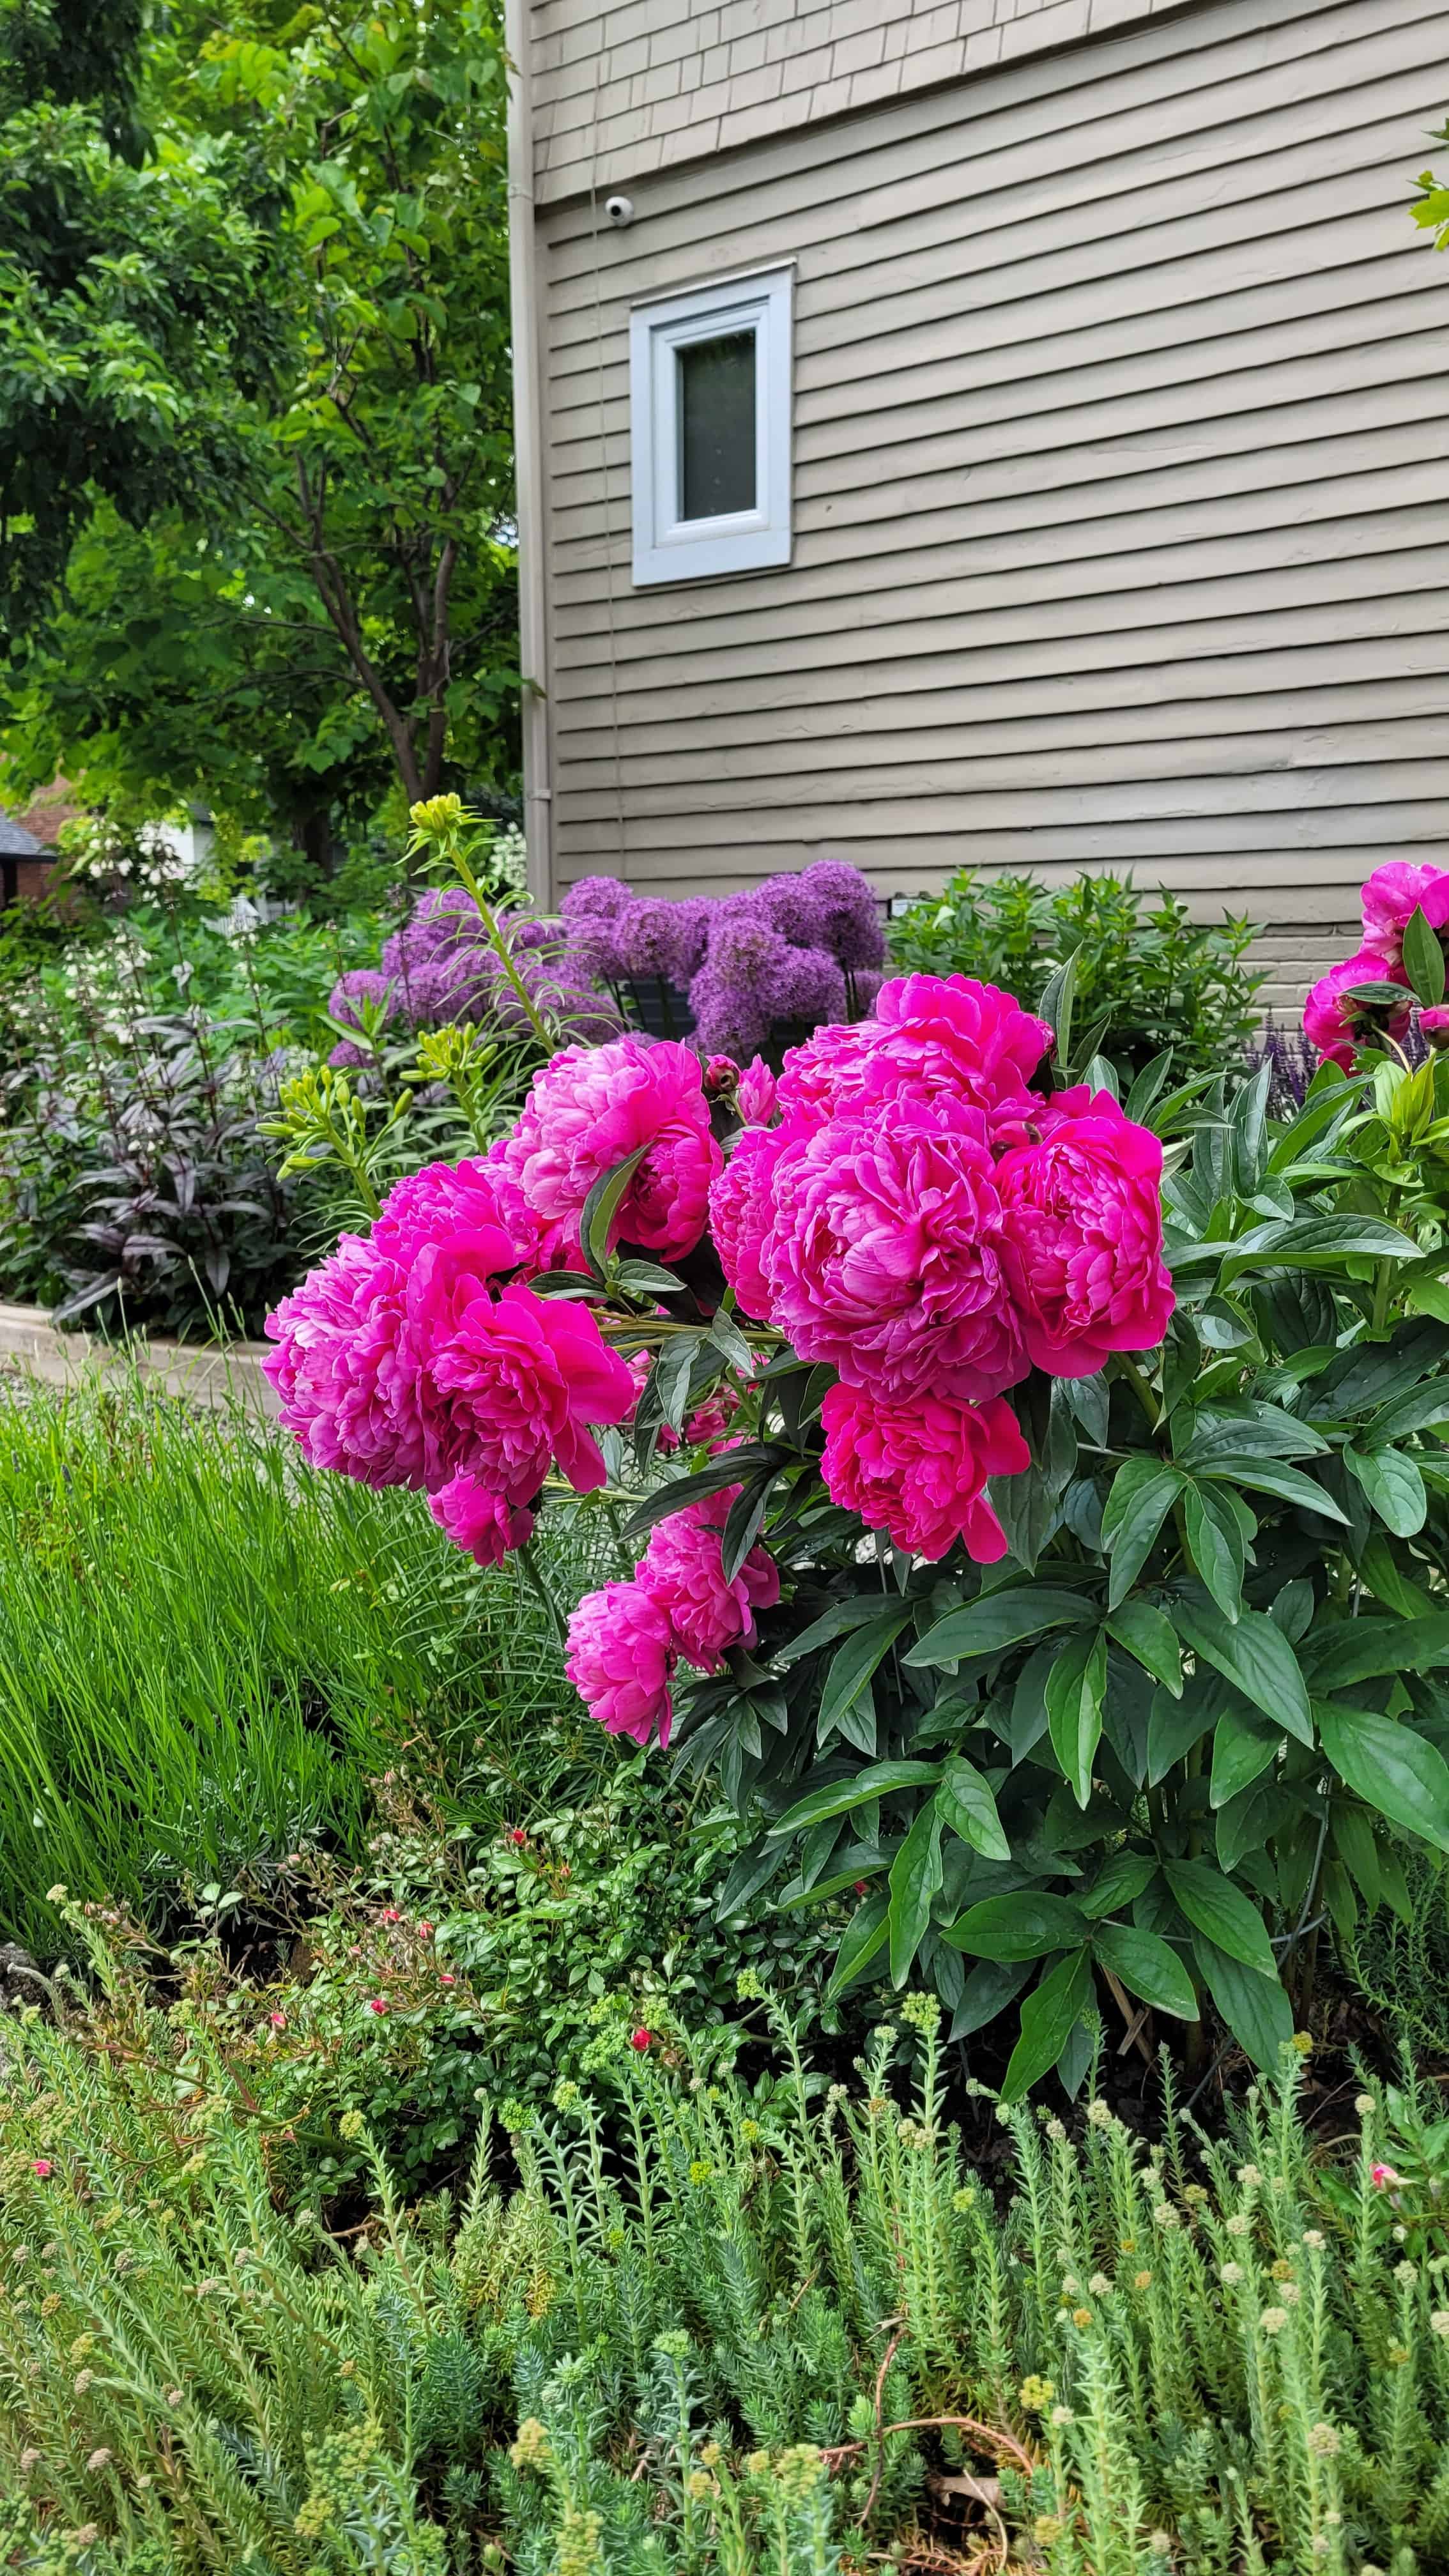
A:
[
  {"xmin": 269, "ymin": 2012, "xmax": 286, "ymax": 2030},
  {"xmin": 1421, "ymin": 1006, "xmax": 1449, "ymax": 1049},
  {"xmin": 1371, "ymin": 2163, "xmax": 1400, "ymax": 2189}
]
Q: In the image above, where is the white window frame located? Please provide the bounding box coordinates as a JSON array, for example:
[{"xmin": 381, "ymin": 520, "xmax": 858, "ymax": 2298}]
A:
[{"xmin": 629, "ymin": 265, "xmax": 793, "ymax": 587}]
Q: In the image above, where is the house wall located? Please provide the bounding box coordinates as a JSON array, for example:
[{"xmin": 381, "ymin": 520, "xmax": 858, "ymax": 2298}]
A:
[
  {"xmin": 532, "ymin": 0, "xmax": 1162, "ymax": 203},
  {"xmin": 533, "ymin": 0, "xmax": 1449, "ymax": 1016}
]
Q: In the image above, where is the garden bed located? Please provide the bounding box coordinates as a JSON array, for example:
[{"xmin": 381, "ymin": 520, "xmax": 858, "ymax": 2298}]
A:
[{"xmin": 0, "ymin": 1301, "xmax": 279, "ymax": 1416}]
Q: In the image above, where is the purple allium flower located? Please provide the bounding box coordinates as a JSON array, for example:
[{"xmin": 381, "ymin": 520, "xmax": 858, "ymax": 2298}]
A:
[
  {"xmin": 797, "ymin": 860, "xmax": 887, "ymax": 971},
  {"xmin": 612, "ymin": 896, "xmax": 711, "ymax": 987}
]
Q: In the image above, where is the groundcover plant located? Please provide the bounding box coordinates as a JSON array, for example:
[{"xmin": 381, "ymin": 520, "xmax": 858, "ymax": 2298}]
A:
[{"xmin": 265, "ymin": 847, "xmax": 1449, "ymax": 2096}]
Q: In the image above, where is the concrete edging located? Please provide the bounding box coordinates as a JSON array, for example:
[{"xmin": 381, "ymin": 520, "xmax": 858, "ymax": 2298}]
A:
[{"xmin": 0, "ymin": 1303, "xmax": 280, "ymax": 1418}]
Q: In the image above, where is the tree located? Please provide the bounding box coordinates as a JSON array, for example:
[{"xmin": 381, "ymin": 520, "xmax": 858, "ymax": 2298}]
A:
[
  {"xmin": 0, "ymin": 0, "xmax": 289, "ymax": 629},
  {"xmin": 1, "ymin": 1, "xmax": 519, "ymax": 859}
]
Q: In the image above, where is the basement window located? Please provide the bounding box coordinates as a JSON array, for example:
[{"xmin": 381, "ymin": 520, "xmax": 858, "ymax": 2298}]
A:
[{"xmin": 629, "ymin": 266, "xmax": 793, "ymax": 586}]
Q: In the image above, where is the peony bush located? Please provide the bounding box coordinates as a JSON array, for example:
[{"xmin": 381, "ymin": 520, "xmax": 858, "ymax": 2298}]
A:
[{"xmin": 268, "ymin": 855, "xmax": 1449, "ymax": 2098}]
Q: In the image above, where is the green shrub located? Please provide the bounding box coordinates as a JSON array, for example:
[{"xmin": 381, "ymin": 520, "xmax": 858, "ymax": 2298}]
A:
[
  {"xmin": 5, "ymin": 1991, "xmax": 1449, "ymax": 2574},
  {"xmin": 886, "ymin": 870, "xmax": 1262, "ymax": 1079}
]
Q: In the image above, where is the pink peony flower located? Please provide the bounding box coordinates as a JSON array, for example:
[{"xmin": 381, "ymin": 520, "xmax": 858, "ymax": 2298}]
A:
[
  {"xmin": 1421, "ymin": 1006, "xmax": 1449, "ymax": 1049},
  {"xmin": 420, "ymin": 1277, "xmax": 636, "ymax": 1505},
  {"xmin": 264, "ymin": 1236, "xmax": 435, "ymax": 1489},
  {"xmin": 737, "ymin": 1055, "xmax": 778, "ymax": 1125},
  {"xmin": 994, "ymin": 1088, "xmax": 1175, "ymax": 1379},
  {"xmin": 496, "ymin": 1036, "xmax": 721, "ymax": 1266},
  {"xmin": 639, "ymin": 1489, "xmax": 780, "ymax": 1669},
  {"xmin": 1302, "ymin": 949, "xmax": 1412, "ymax": 1071},
  {"xmin": 1360, "ymin": 861, "xmax": 1449, "ymax": 968},
  {"xmin": 682, "ymin": 1388, "xmax": 740, "ymax": 1449},
  {"xmin": 819, "ymin": 1382, "xmax": 1031, "ymax": 1563},
  {"xmin": 710, "ymin": 1125, "xmax": 789, "ymax": 1322},
  {"xmin": 372, "ymin": 1155, "xmax": 542, "ymax": 1273},
  {"xmin": 565, "ymin": 1581, "xmax": 677, "ymax": 1747},
  {"xmin": 776, "ymin": 974, "xmax": 1051, "ymax": 1138},
  {"xmin": 429, "ymin": 1470, "xmax": 535, "ymax": 1566},
  {"xmin": 762, "ymin": 1106, "xmax": 1026, "ymax": 1405}
]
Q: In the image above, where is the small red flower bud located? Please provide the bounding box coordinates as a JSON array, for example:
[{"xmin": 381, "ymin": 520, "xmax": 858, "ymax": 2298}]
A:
[
  {"xmin": 417, "ymin": 1921, "xmax": 434, "ymax": 1938},
  {"xmin": 509, "ymin": 1828, "xmax": 527, "ymax": 1847},
  {"xmin": 439, "ymin": 1972, "xmax": 456, "ymax": 1986},
  {"xmin": 365, "ymin": 1996, "xmax": 390, "ymax": 2016},
  {"xmin": 631, "ymin": 2027, "xmax": 652, "ymax": 2052},
  {"xmin": 31, "ymin": 2159, "xmax": 52, "ymax": 2179},
  {"xmin": 853, "ymin": 1880, "xmax": 868, "ymax": 1896},
  {"xmin": 381, "ymin": 1907, "xmax": 401, "ymax": 1924},
  {"xmin": 269, "ymin": 2011, "xmax": 286, "ymax": 2030}
]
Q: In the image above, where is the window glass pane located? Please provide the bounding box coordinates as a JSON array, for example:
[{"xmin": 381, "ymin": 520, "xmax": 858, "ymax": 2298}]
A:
[{"xmin": 677, "ymin": 329, "xmax": 756, "ymax": 520}]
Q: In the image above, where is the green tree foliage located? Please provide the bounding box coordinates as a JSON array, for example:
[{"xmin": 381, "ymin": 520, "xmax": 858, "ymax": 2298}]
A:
[
  {"xmin": 1, "ymin": 1, "xmax": 518, "ymax": 853},
  {"xmin": 0, "ymin": 0, "xmax": 288, "ymax": 625}
]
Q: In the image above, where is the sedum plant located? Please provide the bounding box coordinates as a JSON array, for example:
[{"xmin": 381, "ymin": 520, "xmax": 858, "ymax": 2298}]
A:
[
  {"xmin": 6, "ymin": 1981, "xmax": 1449, "ymax": 2573},
  {"xmin": 264, "ymin": 840, "xmax": 1449, "ymax": 2094}
]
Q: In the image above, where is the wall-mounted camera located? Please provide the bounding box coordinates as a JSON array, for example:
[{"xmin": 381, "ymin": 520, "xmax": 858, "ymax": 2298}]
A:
[{"xmin": 604, "ymin": 195, "xmax": 635, "ymax": 228}]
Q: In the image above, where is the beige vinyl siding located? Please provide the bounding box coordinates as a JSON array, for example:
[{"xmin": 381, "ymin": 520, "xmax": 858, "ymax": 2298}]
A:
[{"xmin": 535, "ymin": 0, "xmax": 1448, "ymax": 1005}]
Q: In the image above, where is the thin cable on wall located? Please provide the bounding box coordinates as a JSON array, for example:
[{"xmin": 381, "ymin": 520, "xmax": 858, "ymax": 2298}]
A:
[{"xmin": 586, "ymin": 52, "xmax": 628, "ymax": 881}]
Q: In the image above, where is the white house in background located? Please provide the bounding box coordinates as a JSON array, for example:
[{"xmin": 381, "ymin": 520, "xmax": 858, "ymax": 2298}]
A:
[{"xmin": 503, "ymin": 0, "xmax": 1447, "ymax": 1017}]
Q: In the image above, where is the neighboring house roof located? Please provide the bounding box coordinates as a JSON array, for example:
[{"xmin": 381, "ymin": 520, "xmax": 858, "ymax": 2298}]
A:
[{"xmin": 0, "ymin": 815, "xmax": 43, "ymax": 856}]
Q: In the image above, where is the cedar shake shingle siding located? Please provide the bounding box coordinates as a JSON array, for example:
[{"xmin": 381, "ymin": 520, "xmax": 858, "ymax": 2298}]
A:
[{"xmin": 523, "ymin": 0, "xmax": 1447, "ymax": 1015}]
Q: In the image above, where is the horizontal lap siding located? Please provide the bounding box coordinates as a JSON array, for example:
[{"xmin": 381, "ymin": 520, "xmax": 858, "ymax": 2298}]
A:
[{"xmin": 537, "ymin": 0, "xmax": 1448, "ymax": 1008}]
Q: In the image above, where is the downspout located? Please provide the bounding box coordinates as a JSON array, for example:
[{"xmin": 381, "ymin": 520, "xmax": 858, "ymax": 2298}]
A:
[{"xmin": 503, "ymin": 0, "xmax": 553, "ymax": 908}]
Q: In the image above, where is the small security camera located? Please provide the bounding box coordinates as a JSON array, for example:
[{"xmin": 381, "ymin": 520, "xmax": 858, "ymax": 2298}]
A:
[{"xmin": 604, "ymin": 194, "xmax": 634, "ymax": 228}]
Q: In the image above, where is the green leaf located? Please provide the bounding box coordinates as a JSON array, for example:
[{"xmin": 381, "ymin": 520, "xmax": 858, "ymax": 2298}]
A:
[
  {"xmin": 1220, "ymin": 1215, "xmax": 1417, "ymax": 1283},
  {"xmin": 1036, "ymin": 949, "xmax": 1079, "ymax": 1068},
  {"xmin": 1331, "ymin": 1805, "xmax": 1381, "ymax": 1912},
  {"xmin": 1163, "ymin": 1858, "xmax": 1277, "ymax": 1977},
  {"xmin": 937, "ymin": 1755, "xmax": 1011, "ymax": 1862},
  {"xmin": 1080, "ymin": 1850, "xmax": 1159, "ymax": 1918},
  {"xmin": 1403, "ymin": 903, "xmax": 1446, "ymax": 1006},
  {"xmin": 1209, "ymin": 1699, "xmax": 1281, "ymax": 1808},
  {"xmin": 1002, "ymin": 1951, "xmax": 1092, "ymax": 2101},
  {"xmin": 905, "ymin": 1584, "xmax": 1096, "ymax": 1668},
  {"xmin": 720, "ymin": 1475, "xmax": 774, "ymax": 1584},
  {"xmin": 774, "ymin": 1597, "xmax": 902, "ymax": 1669},
  {"xmin": 769, "ymin": 1760, "xmax": 943, "ymax": 1838},
  {"xmin": 1101, "ymin": 1460, "xmax": 1184, "ymax": 1607},
  {"xmin": 1191, "ymin": 1933, "xmax": 1293, "ymax": 2073},
  {"xmin": 949, "ymin": 1957, "xmax": 1033, "ymax": 2040},
  {"xmin": 1192, "ymin": 1457, "xmax": 1348, "ymax": 1524},
  {"xmin": 708, "ymin": 1307, "xmax": 755, "ymax": 1377},
  {"xmin": 887, "ymin": 1798, "xmax": 944, "ymax": 1986},
  {"xmin": 1147, "ymin": 1673, "xmax": 1220, "ymax": 1785},
  {"xmin": 1182, "ymin": 1482, "xmax": 1246, "ymax": 1621},
  {"xmin": 1344, "ymin": 1445, "xmax": 1428, "ymax": 1538},
  {"xmin": 1124, "ymin": 1048, "xmax": 1174, "ymax": 1124},
  {"xmin": 1106, "ymin": 1598, "xmax": 1182, "ymax": 1696},
  {"xmin": 579, "ymin": 1144, "xmax": 647, "ymax": 1277},
  {"xmin": 826, "ymin": 1893, "xmax": 890, "ymax": 2000},
  {"xmin": 1298, "ymin": 1612, "xmax": 1449, "ymax": 1687},
  {"xmin": 623, "ymin": 1446, "xmax": 788, "ymax": 1540},
  {"xmin": 943, "ymin": 1892, "xmax": 1090, "ymax": 1961},
  {"xmin": 1314, "ymin": 1701, "xmax": 1449, "ymax": 1857},
  {"xmin": 1046, "ymin": 1627, "xmax": 1108, "ymax": 1810},
  {"xmin": 1092, "ymin": 1921, "xmax": 1199, "ymax": 2022},
  {"xmin": 818, "ymin": 1610, "xmax": 914, "ymax": 1735},
  {"xmin": 1170, "ymin": 1597, "xmax": 1314, "ymax": 1747}
]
